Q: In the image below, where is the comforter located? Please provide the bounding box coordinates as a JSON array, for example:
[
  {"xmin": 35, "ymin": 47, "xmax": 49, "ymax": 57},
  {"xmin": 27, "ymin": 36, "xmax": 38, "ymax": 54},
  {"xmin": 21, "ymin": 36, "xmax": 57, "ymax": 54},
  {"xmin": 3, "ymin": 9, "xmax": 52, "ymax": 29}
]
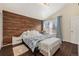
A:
[{"xmin": 22, "ymin": 34, "xmax": 55, "ymax": 52}]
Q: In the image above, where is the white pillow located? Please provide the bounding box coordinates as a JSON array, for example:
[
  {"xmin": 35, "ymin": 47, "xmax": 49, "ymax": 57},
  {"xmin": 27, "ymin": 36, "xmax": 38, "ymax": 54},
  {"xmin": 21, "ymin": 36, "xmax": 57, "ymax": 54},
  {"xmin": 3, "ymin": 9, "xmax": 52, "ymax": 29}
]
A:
[
  {"xmin": 30, "ymin": 30, "xmax": 42, "ymax": 36},
  {"xmin": 22, "ymin": 30, "xmax": 43, "ymax": 38}
]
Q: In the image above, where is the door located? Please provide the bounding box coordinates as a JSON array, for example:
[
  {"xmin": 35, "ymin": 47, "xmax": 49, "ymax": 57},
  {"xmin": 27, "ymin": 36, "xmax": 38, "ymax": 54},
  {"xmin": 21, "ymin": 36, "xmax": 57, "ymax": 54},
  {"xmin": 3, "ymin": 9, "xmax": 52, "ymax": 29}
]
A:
[{"xmin": 70, "ymin": 16, "xmax": 79, "ymax": 44}]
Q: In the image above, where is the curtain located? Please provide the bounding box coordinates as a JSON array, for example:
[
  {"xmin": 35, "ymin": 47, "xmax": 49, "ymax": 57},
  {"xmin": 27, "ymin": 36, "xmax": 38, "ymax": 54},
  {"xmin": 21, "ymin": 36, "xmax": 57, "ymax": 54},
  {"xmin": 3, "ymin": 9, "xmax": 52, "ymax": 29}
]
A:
[{"xmin": 56, "ymin": 16, "xmax": 63, "ymax": 41}]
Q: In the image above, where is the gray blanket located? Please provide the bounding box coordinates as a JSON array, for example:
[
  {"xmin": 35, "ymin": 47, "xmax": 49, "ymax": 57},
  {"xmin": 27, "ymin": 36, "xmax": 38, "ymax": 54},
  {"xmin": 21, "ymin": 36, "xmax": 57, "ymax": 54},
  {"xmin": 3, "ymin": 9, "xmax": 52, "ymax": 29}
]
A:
[{"xmin": 22, "ymin": 34, "xmax": 54, "ymax": 52}]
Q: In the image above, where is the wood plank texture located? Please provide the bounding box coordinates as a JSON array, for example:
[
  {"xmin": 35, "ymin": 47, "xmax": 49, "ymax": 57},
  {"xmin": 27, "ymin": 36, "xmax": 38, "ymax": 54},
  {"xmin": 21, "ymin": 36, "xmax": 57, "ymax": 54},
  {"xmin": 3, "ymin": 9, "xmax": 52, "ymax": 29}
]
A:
[{"xmin": 3, "ymin": 10, "xmax": 43, "ymax": 45}]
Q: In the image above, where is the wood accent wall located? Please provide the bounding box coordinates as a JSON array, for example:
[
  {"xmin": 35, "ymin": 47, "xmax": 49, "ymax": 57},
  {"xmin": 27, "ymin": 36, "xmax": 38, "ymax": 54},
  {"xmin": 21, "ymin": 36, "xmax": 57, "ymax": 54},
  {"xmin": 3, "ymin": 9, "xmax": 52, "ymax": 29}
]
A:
[{"xmin": 3, "ymin": 10, "xmax": 43, "ymax": 45}]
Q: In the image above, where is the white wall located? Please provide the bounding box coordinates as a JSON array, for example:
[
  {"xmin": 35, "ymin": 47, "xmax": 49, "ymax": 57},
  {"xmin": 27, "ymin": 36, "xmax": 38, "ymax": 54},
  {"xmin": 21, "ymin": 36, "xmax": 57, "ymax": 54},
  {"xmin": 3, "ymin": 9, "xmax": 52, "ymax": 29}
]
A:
[
  {"xmin": 48, "ymin": 3, "xmax": 79, "ymax": 44},
  {"xmin": 0, "ymin": 13, "xmax": 3, "ymax": 50},
  {"xmin": 2, "ymin": 3, "xmax": 43, "ymax": 20},
  {"xmin": 0, "ymin": 3, "xmax": 50, "ymax": 20},
  {"xmin": 0, "ymin": 4, "xmax": 3, "ymax": 49},
  {"xmin": 41, "ymin": 3, "xmax": 65, "ymax": 19}
]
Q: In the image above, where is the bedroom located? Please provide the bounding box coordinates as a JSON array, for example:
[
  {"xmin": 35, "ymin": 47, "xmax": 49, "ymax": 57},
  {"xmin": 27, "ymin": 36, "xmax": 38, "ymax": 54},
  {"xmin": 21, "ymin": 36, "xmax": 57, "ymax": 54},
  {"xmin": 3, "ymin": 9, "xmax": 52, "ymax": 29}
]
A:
[{"xmin": 0, "ymin": 3, "xmax": 79, "ymax": 56}]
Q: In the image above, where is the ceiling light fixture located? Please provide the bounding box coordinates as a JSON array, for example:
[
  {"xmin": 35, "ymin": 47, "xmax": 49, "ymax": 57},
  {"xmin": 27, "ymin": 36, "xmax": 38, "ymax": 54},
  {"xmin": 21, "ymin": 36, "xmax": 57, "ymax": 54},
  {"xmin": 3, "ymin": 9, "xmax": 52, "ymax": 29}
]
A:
[{"xmin": 40, "ymin": 3, "xmax": 49, "ymax": 7}]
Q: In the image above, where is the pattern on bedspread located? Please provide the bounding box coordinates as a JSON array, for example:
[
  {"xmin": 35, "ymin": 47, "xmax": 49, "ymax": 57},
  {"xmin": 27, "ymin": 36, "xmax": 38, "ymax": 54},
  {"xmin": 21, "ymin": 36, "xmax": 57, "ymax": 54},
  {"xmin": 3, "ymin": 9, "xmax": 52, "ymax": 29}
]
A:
[{"xmin": 22, "ymin": 34, "xmax": 55, "ymax": 52}]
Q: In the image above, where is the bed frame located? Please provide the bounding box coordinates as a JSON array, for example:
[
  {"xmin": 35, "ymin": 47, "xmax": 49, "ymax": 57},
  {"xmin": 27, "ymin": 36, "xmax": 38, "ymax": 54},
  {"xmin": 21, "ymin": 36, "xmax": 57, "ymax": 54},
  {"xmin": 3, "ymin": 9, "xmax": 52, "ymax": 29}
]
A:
[{"xmin": 22, "ymin": 39, "xmax": 40, "ymax": 56}]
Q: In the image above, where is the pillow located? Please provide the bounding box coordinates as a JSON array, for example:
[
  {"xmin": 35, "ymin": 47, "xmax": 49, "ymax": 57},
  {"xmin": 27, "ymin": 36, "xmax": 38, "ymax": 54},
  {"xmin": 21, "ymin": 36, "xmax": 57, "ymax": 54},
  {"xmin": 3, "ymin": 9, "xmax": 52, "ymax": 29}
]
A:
[
  {"xmin": 30, "ymin": 30, "xmax": 42, "ymax": 36},
  {"xmin": 22, "ymin": 30, "xmax": 33, "ymax": 38},
  {"xmin": 22, "ymin": 30, "xmax": 43, "ymax": 38},
  {"xmin": 23, "ymin": 30, "xmax": 31, "ymax": 35}
]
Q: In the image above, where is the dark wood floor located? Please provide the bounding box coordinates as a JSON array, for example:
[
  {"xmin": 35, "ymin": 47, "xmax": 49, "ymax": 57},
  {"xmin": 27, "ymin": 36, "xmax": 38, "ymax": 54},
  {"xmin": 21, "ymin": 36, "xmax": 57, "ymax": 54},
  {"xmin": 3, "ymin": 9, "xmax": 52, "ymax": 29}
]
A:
[{"xmin": 0, "ymin": 41, "xmax": 78, "ymax": 56}]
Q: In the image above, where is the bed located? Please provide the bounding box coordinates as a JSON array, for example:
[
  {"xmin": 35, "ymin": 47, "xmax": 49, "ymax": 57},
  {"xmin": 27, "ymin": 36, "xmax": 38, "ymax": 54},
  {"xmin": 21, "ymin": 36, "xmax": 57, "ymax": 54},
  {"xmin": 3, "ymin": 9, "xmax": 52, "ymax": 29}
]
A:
[
  {"xmin": 38, "ymin": 37, "xmax": 61, "ymax": 56},
  {"xmin": 21, "ymin": 30, "xmax": 61, "ymax": 56}
]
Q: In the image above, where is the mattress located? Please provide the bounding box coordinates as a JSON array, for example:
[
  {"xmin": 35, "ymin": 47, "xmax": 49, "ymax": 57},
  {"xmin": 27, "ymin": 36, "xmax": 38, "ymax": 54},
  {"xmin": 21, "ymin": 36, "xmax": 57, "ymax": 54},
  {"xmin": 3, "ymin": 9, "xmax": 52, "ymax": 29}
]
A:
[
  {"xmin": 40, "ymin": 43, "xmax": 60, "ymax": 56},
  {"xmin": 38, "ymin": 37, "xmax": 61, "ymax": 55}
]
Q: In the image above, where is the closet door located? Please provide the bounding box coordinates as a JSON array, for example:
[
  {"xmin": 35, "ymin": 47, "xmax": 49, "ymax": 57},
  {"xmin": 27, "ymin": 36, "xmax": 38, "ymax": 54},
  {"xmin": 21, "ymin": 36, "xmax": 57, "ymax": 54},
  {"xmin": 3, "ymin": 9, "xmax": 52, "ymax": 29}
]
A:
[{"xmin": 70, "ymin": 16, "xmax": 79, "ymax": 44}]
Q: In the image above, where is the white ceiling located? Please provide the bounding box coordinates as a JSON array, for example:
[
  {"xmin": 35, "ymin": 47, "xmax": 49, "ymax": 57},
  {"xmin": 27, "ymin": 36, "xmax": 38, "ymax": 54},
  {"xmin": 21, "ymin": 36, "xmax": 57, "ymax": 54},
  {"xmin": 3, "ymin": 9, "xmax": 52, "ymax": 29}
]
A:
[{"xmin": 0, "ymin": 3, "xmax": 66, "ymax": 20}]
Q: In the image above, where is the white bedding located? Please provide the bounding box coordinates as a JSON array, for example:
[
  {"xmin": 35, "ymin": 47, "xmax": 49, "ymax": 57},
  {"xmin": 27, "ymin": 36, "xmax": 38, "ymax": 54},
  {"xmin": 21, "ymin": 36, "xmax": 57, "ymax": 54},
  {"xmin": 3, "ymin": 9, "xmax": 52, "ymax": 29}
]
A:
[
  {"xmin": 21, "ymin": 30, "xmax": 61, "ymax": 55},
  {"xmin": 38, "ymin": 37, "xmax": 61, "ymax": 52}
]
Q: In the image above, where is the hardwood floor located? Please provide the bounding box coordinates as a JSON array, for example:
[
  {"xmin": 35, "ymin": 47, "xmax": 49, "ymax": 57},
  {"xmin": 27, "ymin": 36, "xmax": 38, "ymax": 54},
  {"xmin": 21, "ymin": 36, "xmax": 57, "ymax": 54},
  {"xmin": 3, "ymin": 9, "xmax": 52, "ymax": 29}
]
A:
[
  {"xmin": 54, "ymin": 41, "xmax": 78, "ymax": 56},
  {"xmin": 0, "ymin": 41, "xmax": 78, "ymax": 56}
]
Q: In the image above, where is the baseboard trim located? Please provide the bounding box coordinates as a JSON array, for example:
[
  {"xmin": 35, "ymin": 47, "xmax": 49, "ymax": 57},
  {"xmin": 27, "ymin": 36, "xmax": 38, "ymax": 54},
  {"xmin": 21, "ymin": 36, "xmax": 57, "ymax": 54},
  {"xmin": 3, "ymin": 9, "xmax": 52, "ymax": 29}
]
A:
[
  {"xmin": 63, "ymin": 41, "xmax": 78, "ymax": 45},
  {"xmin": 0, "ymin": 45, "xmax": 2, "ymax": 50},
  {"xmin": 3, "ymin": 43, "xmax": 12, "ymax": 47},
  {"xmin": 63, "ymin": 40, "xmax": 78, "ymax": 45}
]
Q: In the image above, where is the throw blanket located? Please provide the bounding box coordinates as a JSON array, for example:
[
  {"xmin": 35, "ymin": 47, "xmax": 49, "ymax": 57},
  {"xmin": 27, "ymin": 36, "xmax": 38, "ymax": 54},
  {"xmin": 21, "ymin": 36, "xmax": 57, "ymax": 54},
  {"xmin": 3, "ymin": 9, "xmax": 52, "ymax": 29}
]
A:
[{"xmin": 22, "ymin": 34, "xmax": 55, "ymax": 52}]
